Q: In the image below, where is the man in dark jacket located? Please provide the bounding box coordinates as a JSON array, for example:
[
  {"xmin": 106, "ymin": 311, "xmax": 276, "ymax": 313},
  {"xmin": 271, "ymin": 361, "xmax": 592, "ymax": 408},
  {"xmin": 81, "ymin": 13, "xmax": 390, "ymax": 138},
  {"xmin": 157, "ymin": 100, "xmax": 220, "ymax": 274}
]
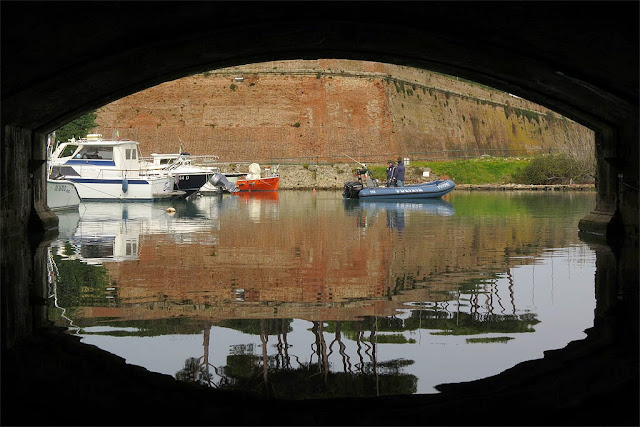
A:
[
  {"xmin": 386, "ymin": 161, "xmax": 395, "ymax": 186},
  {"xmin": 394, "ymin": 158, "xmax": 406, "ymax": 187}
]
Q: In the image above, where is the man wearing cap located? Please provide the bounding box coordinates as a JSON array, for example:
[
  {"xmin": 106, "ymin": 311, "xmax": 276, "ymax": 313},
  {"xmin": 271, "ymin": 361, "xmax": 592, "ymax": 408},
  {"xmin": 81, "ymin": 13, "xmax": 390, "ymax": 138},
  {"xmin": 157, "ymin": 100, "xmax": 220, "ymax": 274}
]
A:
[
  {"xmin": 386, "ymin": 160, "xmax": 395, "ymax": 187},
  {"xmin": 394, "ymin": 158, "xmax": 406, "ymax": 187}
]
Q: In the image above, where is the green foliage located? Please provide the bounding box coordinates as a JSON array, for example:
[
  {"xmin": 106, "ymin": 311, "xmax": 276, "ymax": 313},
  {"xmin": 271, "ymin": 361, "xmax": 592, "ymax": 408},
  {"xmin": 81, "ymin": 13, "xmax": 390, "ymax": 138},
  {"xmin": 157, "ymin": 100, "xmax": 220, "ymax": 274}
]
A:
[
  {"xmin": 293, "ymin": 122, "xmax": 301, "ymax": 127},
  {"xmin": 367, "ymin": 334, "xmax": 416, "ymax": 344},
  {"xmin": 514, "ymin": 154, "xmax": 588, "ymax": 184},
  {"xmin": 425, "ymin": 312, "xmax": 540, "ymax": 335},
  {"xmin": 217, "ymin": 355, "xmax": 418, "ymax": 399},
  {"xmin": 414, "ymin": 158, "xmax": 530, "ymax": 184},
  {"xmin": 230, "ymin": 84, "xmax": 237, "ymax": 91},
  {"xmin": 367, "ymin": 166, "xmax": 388, "ymax": 182},
  {"xmin": 52, "ymin": 254, "xmax": 111, "ymax": 307},
  {"xmin": 82, "ymin": 318, "xmax": 207, "ymax": 337},
  {"xmin": 466, "ymin": 337, "xmax": 514, "ymax": 344},
  {"xmin": 218, "ymin": 318, "xmax": 293, "ymax": 335},
  {"xmin": 54, "ymin": 111, "xmax": 98, "ymax": 142}
]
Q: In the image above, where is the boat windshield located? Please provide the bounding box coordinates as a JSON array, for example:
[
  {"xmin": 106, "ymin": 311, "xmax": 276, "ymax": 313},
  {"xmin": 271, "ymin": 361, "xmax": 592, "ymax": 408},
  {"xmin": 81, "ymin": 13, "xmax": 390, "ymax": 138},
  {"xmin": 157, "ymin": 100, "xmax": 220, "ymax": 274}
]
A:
[
  {"xmin": 75, "ymin": 146, "xmax": 114, "ymax": 160},
  {"xmin": 59, "ymin": 144, "xmax": 79, "ymax": 158}
]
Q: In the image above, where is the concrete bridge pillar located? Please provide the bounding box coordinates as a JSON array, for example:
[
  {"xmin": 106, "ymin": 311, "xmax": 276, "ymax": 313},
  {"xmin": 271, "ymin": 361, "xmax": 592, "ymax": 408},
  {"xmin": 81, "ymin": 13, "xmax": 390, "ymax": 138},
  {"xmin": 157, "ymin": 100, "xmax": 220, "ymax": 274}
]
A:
[
  {"xmin": 579, "ymin": 123, "xmax": 639, "ymax": 243},
  {"xmin": 1, "ymin": 126, "xmax": 57, "ymax": 351}
]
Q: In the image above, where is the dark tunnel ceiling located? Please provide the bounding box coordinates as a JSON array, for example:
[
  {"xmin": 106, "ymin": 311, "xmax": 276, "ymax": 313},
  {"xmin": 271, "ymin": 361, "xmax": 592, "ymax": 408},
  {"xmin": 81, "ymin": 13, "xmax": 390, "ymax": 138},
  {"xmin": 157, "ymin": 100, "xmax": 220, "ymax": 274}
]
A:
[{"xmin": 1, "ymin": 2, "xmax": 638, "ymax": 133}]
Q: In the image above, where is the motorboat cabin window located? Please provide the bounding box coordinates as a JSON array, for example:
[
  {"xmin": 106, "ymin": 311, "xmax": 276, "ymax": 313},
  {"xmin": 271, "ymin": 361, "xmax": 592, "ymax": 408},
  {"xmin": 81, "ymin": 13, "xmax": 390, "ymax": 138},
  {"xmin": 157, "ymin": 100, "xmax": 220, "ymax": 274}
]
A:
[
  {"xmin": 60, "ymin": 144, "xmax": 79, "ymax": 158},
  {"xmin": 75, "ymin": 146, "xmax": 113, "ymax": 160},
  {"xmin": 125, "ymin": 148, "xmax": 137, "ymax": 160}
]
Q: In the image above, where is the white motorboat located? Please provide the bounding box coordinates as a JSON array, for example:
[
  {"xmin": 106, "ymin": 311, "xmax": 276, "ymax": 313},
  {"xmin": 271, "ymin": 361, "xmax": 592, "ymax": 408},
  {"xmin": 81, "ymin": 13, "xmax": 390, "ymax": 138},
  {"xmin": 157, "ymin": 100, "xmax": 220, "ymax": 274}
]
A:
[
  {"xmin": 141, "ymin": 152, "xmax": 218, "ymax": 198},
  {"xmin": 47, "ymin": 178, "xmax": 81, "ymax": 211},
  {"xmin": 144, "ymin": 152, "xmax": 248, "ymax": 195},
  {"xmin": 48, "ymin": 134, "xmax": 183, "ymax": 201}
]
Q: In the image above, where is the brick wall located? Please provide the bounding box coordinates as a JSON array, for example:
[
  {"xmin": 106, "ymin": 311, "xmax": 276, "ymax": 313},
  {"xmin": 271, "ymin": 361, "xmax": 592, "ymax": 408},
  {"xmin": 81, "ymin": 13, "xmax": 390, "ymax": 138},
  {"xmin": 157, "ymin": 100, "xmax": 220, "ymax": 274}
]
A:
[{"xmin": 93, "ymin": 60, "xmax": 594, "ymax": 164}]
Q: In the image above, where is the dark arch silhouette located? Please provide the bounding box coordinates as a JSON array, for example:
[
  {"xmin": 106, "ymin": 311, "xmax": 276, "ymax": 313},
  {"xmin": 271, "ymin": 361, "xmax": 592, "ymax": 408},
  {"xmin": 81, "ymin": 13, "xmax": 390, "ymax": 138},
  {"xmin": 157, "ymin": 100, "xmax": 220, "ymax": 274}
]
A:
[{"xmin": 1, "ymin": 2, "xmax": 637, "ymax": 425}]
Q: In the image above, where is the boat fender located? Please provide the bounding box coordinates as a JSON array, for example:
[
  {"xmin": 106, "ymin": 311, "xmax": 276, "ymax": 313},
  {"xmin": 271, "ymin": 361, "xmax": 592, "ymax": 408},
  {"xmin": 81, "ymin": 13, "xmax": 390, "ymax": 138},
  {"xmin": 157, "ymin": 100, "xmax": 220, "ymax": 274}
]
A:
[{"xmin": 122, "ymin": 178, "xmax": 128, "ymax": 193}]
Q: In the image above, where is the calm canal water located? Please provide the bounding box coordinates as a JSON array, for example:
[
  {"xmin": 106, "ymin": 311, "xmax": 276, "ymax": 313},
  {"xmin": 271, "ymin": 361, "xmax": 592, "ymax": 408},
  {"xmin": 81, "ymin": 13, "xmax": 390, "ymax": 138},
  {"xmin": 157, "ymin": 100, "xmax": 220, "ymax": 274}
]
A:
[{"xmin": 47, "ymin": 190, "xmax": 597, "ymax": 398}]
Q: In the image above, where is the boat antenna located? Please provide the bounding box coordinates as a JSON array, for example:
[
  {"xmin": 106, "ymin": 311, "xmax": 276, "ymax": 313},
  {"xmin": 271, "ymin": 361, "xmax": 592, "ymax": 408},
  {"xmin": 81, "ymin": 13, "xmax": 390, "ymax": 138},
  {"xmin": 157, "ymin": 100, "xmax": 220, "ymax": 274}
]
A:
[{"xmin": 342, "ymin": 153, "xmax": 367, "ymax": 169}]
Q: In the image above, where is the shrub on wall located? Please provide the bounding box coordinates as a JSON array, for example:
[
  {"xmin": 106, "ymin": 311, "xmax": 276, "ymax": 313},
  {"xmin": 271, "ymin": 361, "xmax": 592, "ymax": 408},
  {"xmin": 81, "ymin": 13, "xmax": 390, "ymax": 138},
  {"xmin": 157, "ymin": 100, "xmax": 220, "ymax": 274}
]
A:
[{"xmin": 514, "ymin": 154, "xmax": 589, "ymax": 184}]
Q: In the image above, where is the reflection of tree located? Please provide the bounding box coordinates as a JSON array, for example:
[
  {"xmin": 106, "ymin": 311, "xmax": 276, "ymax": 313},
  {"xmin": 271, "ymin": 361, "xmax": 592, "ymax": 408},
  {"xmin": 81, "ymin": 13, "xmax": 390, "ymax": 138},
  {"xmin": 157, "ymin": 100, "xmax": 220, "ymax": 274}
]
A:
[
  {"xmin": 175, "ymin": 325, "xmax": 231, "ymax": 389},
  {"xmin": 323, "ymin": 310, "xmax": 540, "ymax": 337},
  {"xmin": 218, "ymin": 318, "xmax": 293, "ymax": 335},
  {"xmin": 402, "ymin": 309, "xmax": 540, "ymax": 335},
  {"xmin": 176, "ymin": 317, "xmax": 417, "ymax": 399},
  {"xmin": 175, "ymin": 357, "xmax": 210, "ymax": 386},
  {"xmin": 51, "ymin": 253, "xmax": 111, "ymax": 308}
]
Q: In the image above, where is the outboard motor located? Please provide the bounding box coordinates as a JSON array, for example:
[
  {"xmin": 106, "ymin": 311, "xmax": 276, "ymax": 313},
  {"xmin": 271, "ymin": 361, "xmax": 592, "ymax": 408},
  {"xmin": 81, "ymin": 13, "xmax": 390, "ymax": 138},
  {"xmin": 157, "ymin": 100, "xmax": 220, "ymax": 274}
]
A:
[
  {"xmin": 343, "ymin": 181, "xmax": 363, "ymax": 198},
  {"xmin": 209, "ymin": 172, "xmax": 238, "ymax": 193}
]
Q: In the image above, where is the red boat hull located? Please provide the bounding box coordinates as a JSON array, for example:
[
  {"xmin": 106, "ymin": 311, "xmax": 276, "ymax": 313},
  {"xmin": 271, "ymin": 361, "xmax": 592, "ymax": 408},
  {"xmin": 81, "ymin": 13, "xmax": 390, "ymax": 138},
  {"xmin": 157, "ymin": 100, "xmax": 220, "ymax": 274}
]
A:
[{"xmin": 236, "ymin": 176, "xmax": 280, "ymax": 191}]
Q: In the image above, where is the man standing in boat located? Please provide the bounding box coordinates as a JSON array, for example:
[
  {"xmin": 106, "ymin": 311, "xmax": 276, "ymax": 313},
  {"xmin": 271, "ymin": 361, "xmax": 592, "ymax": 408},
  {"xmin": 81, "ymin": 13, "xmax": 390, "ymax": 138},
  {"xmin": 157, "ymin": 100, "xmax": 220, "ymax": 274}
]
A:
[
  {"xmin": 393, "ymin": 158, "xmax": 406, "ymax": 187},
  {"xmin": 386, "ymin": 160, "xmax": 395, "ymax": 187}
]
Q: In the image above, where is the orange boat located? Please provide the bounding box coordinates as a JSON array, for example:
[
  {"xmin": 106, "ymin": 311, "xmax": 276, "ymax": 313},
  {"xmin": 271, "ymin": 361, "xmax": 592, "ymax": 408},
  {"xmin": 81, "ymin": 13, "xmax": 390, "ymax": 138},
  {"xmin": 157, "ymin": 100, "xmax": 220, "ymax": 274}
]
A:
[
  {"xmin": 235, "ymin": 163, "xmax": 280, "ymax": 192},
  {"xmin": 236, "ymin": 175, "xmax": 280, "ymax": 191}
]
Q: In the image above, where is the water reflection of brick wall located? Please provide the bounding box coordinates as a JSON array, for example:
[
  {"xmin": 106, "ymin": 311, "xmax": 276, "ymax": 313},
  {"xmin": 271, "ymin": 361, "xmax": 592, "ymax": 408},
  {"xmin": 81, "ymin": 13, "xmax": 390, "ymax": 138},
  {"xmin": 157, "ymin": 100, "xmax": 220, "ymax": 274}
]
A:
[{"xmin": 83, "ymin": 201, "xmax": 579, "ymax": 324}]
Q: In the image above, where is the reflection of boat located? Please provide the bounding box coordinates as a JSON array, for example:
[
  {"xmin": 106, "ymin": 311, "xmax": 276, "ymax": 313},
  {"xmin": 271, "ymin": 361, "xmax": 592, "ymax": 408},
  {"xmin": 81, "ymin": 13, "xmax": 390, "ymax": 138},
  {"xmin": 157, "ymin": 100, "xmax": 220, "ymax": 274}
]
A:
[
  {"xmin": 343, "ymin": 167, "xmax": 455, "ymax": 200},
  {"xmin": 48, "ymin": 134, "xmax": 184, "ymax": 200},
  {"xmin": 236, "ymin": 163, "xmax": 280, "ymax": 192},
  {"xmin": 358, "ymin": 198, "xmax": 455, "ymax": 216},
  {"xmin": 56, "ymin": 200, "xmax": 225, "ymax": 264},
  {"xmin": 47, "ymin": 178, "xmax": 81, "ymax": 211},
  {"xmin": 345, "ymin": 198, "xmax": 455, "ymax": 231},
  {"xmin": 235, "ymin": 191, "xmax": 280, "ymax": 201}
]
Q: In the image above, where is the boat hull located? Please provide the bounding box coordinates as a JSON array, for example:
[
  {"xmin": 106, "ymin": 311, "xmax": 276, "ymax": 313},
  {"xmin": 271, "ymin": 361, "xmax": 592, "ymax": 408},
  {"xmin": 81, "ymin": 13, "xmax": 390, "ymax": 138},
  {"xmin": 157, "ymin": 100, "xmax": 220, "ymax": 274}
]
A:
[
  {"xmin": 47, "ymin": 179, "xmax": 81, "ymax": 211},
  {"xmin": 351, "ymin": 179, "xmax": 455, "ymax": 200},
  {"xmin": 66, "ymin": 177, "xmax": 180, "ymax": 200},
  {"xmin": 236, "ymin": 176, "xmax": 280, "ymax": 191},
  {"xmin": 173, "ymin": 172, "xmax": 209, "ymax": 197}
]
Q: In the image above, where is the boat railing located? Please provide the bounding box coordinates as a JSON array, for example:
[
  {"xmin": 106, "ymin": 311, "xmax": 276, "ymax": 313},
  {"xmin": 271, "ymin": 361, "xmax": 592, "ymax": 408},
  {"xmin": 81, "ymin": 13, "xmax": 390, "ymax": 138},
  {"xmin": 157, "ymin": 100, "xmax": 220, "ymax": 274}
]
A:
[{"xmin": 139, "ymin": 154, "xmax": 222, "ymax": 171}]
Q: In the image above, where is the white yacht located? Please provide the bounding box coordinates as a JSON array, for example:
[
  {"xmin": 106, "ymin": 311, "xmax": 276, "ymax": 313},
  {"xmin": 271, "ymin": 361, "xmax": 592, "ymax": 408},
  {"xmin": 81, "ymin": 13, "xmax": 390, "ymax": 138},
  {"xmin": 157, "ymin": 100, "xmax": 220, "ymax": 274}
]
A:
[
  {"xmin": 48, "ymin": 134, "xmax": 183, "ymax": 201},
  {"xmin": 46, "ymin": 178, "xmax": 81, "ymax": 211}
]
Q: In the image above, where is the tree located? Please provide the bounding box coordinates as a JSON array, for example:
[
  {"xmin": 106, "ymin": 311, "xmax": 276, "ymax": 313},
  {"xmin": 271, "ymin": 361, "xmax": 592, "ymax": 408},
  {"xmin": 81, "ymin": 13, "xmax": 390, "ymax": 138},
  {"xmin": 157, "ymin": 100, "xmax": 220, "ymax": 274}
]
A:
[{"xmin": 55, "ymin": 111, "xmax": 98, "ymax": 142}]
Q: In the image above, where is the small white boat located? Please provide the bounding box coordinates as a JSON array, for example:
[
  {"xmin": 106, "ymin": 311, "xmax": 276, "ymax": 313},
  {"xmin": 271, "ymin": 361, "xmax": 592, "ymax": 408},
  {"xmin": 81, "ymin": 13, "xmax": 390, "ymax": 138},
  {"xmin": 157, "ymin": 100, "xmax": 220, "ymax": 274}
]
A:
[
  {"xmin": 47, "ymin": 178, "xmax": 81, "ymax": 211},
  {"xmin": 141, "ymin": 152, "xmax": 216, "ymax": 198},
  {"xmin": 48, "ymin": 134, "xmax": 183, "ymax": 201}
]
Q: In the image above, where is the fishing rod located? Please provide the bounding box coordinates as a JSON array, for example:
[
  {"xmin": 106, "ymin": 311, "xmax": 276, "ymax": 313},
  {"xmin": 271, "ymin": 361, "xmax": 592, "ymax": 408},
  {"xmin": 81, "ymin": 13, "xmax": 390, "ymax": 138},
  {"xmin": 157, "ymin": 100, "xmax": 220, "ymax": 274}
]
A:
[{"xmin": 342, "ymin": 153, "xmax": 367, "ymax": 169}]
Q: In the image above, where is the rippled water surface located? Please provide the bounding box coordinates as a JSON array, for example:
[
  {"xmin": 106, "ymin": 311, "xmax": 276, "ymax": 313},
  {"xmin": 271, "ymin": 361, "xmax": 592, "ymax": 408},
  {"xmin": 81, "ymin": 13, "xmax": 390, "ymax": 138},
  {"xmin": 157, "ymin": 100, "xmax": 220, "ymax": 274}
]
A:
[{"xmin": 48, "ymin": 190, "xmax": 597, "ymax": 398}]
